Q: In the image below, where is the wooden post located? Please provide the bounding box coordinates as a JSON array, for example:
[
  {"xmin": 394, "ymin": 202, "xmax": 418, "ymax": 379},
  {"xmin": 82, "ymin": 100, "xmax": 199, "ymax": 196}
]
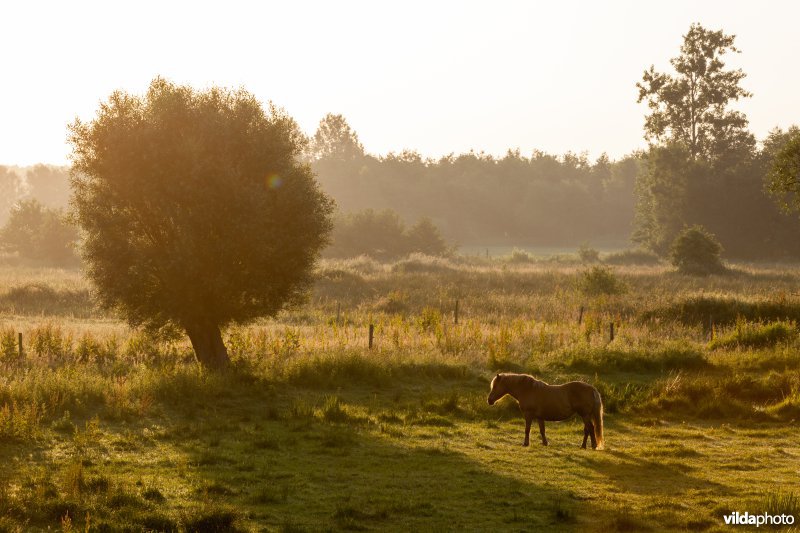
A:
[
  {"xmin": 609, "ymin": 322, "xmax": 615, "ymax": 341},
  {"xmin": 368, "ymin": 324, "xmax": 374, "ymax": 349},
  {"xmin": 336, "ymin": 302, "xmax": 340, "ymax": 324},
  {"xmin": 454, "ymin": 299, "xmax": 459, "ymax": 325},
  {"xmin": 578, "ymin": 306, "xmax": 585, "ymax": 325},
  {"xmin": 18, "ymin": 332, "xmax": 23, "ymax": 358}
]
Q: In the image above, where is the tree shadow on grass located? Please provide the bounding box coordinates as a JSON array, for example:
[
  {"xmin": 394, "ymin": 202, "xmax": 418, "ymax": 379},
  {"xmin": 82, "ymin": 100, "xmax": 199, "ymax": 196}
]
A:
[
  {"xmin": 4, "ymin": 369, "xmax": 707, "ymax": 532},
  {"xmin": 102, "ymin": 372, "xmax": 611, "ymax": 532},
  {"xmin": 167, "ymin": 407, "xmax": 596, "ymax": 531}
]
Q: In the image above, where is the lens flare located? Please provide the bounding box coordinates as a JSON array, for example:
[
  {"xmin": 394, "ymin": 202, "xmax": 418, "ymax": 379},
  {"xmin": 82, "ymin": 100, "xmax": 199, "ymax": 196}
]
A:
[{"xmin": 266, "ymin": 173, "xmax": 282, "ymax": 189}]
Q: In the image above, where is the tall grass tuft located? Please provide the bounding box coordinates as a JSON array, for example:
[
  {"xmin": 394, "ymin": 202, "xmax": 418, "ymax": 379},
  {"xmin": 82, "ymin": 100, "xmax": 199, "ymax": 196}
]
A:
[
  {"xmin": 560, "ymin": 346, "xmax": 708, "ymax": 373},
  {"xmin": 709, "ymin": 320, "xmax": 797, "ymax": 350},
  {"xmin": 0, "ymin": 327, "xmax": 19, "ymax": 360},
  {"xmin": 0, "ymin": 401, "xmax": 44, "ymax": 441},
  {"xmin": 643, "ymin": 295, "xmax": 800, "ymax": 327},
  {"xmin": 29, "ymin": 323, "xmax": 71, "ymax": 359},
  {"xmin": 762, "ymin": 490, "xmax": 799, "ymax": 518},
  {"xmin": 391, "ymin": 253, "xmax": 456, "ymax": 274}
]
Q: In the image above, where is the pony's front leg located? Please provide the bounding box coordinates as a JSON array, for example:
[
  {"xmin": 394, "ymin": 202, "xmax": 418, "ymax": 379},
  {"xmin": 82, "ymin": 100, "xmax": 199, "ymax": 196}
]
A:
[
  {"xmin": 523, "ymin": 416, "xmax": 532, "ymax": 447},
  {"xmin": 538, "ymin": 418, "xmax": 548, "ymax": 446}
]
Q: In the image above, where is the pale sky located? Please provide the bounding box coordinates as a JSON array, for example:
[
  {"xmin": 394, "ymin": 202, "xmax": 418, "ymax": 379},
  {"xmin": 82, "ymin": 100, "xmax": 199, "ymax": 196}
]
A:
[{"xmin": 1, "ymin": 0, "xmax": 799, "ymax": 166}]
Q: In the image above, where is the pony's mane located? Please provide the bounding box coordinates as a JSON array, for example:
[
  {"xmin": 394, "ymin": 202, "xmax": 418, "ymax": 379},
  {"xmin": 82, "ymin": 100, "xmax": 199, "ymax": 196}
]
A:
[{"xmin": 498, "ymin": 372, "xmax": 547, "ymax": 388}]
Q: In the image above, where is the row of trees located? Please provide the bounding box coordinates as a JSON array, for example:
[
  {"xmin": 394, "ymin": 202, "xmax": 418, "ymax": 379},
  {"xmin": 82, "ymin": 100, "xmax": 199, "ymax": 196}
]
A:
[{"xmin": 309, "ymin": 115, "xmax": 638, "ymax": 248}]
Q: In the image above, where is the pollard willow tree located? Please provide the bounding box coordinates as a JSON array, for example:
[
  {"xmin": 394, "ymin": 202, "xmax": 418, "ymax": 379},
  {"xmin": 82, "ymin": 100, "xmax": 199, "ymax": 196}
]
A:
[{"xmin": 69, "ymin": 78, "xmax": 334, "ymax": 368}]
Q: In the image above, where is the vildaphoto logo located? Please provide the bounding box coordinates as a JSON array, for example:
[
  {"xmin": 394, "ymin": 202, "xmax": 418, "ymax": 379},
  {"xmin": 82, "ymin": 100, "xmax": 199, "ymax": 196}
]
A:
[{"xmin": 723, "ymin": 512, "xmax": 795, "ymax": 527}]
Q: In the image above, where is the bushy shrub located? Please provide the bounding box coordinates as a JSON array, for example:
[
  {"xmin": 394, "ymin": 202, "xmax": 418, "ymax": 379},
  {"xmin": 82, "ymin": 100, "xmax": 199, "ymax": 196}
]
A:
[
  {"xmin": 373, "ymin": 290, "xmax": 409, "ymax": 313},
  {"xmin": 325, "ymin": 209, "xmax": 451, "ymax": 261},
  {"xmin": 507, "ymin": 248, "xmax": 534, "ymax": 264},
  {"xmin": 578, "ymin": 242, "xmax": 600, "ymax": 263},
  {"xmin": 577, "ymin": 265, "xmax": 625, "ymax": 296},
  {"xmin": 669, "ymin": 225, "xmax": 725, "ymax": 275},
  {"xmin": 406, "ymin": 217, "xmax": 450, "ymax": 257}
]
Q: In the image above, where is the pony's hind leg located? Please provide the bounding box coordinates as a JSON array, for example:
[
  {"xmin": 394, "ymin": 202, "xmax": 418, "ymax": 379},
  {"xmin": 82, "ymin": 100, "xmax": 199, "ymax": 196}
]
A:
[
  {"xmin": 538, "ymin": 418, "xmax": 548, "ymax": 446},
  {"xmin": 582, "ymin": 420, "xmax": 590, "ymax": 449},
  {"xmin": 581, "ymin": 416, "xmax": 594, "ymax": 449},
  {"xmin": 523, "ymin": 416, "xmax": 532, "ymax": 447}
]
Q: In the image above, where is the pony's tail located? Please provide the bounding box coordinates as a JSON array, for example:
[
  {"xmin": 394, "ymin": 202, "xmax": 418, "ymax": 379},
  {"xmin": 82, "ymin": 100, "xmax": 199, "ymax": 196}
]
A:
[{"xmin": 592, "ymin": 388, "xmax": 604, "ymax": 450}]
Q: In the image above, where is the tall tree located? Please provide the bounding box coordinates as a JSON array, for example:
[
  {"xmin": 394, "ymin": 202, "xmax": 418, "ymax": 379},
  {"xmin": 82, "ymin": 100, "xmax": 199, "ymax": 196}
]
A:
[
  {"xmin": 69, "ymin": 78, "xmax": 334, "ymax": 369},
  {"xmin": 633, "ymin": 24, "xmax": 759, "ymax": 255},
  {"xmin": 636, "ymin": 23, "xmax": 752, "ymax": 163},
  {"xmin": 310, "ymin": 113, "xmax": 365, "ymax": 161}
]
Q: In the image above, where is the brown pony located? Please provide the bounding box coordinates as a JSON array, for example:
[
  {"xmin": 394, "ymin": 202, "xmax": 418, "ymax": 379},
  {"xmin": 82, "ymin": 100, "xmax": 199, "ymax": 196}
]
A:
[{"xmin": 487, "ymin": 373, "xmax": 604, "ymax": 449}]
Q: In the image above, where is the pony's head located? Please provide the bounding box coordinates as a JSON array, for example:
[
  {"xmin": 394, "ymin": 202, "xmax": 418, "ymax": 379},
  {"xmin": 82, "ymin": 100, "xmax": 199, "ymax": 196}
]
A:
[{"xmin": 487, "ymin": 373, "xmax": 507, "ymax": 405}]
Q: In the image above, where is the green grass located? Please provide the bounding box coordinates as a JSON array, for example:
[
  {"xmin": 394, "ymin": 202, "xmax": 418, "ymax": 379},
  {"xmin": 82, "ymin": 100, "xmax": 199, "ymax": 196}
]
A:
[
  {"xmin": 709, "ymin": 319, "xmax": 797, "ymax": 350},
  {"xmin": 0, "ymin": 260, "xmax": 799, "ymax": 531}
]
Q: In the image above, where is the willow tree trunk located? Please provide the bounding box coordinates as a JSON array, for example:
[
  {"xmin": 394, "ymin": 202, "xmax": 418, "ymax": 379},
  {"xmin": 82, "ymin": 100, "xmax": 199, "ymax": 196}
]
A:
[{"xmin": 186, "ymin": 322, "xmax": 230, "ymax": 369}]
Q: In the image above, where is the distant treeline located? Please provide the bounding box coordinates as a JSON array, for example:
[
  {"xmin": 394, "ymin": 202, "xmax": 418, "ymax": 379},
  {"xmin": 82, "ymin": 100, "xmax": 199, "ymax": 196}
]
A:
[
  {"xmin": 0, "ymin": 164, "xmax": 70, "ymax": 222},
  {"xmin": 308, "ymin": 113, "xmax": 800, "ymax": 260},
  {"xmin": 310, "ymin": 119, "xmax": 638, "ymax": 247},
  {"xmin": 2, "ymin": 112, "xmax": 799, "ymax": 264},
  {"xmin": 0, "ymin": 165, "xmax": 78, "ymax": 266}
]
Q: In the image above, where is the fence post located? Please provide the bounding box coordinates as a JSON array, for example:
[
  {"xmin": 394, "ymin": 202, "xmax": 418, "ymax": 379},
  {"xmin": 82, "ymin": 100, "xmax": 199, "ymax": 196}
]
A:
[
  {"xmin": 609, "ymin": 322, "xmax": 615, "ymax": 341},
  {"xmin": 454, "ymin": 299, "xmax": 459, "ymax": 325},
  {"xmin": 368, "ymin": 324, "xmax": 374, "ymax": 349},
  {"xmin": 18, "ymin": 332, "xmax": 23, "ymax": 359},
  {"xmin": 578, "ymin": 306, "xmax": 585, "ymax": 325},
  {"xmin": 336, "ymin": 302, "xmax": 340, "ymax": 324}
]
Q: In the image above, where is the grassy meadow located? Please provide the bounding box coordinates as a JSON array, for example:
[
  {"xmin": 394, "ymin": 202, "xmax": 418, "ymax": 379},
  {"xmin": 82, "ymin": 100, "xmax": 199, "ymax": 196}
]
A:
[{"xmin": 1, "ymin": 254, "xmax": 799, "ymax": 532}]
